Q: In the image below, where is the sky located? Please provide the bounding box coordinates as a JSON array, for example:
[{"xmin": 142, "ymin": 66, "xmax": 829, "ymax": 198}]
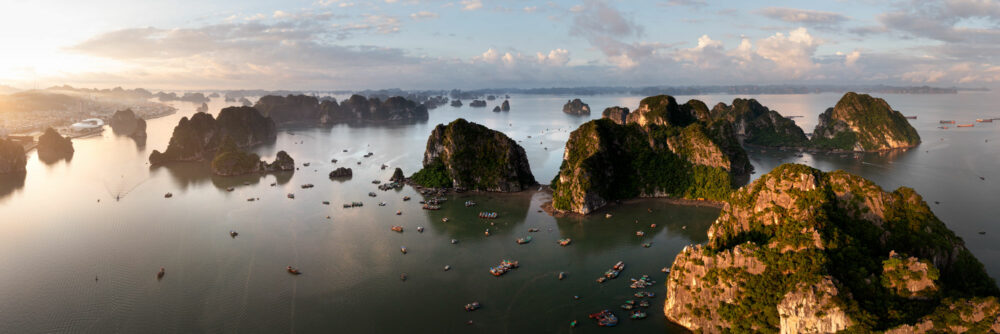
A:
[{"xmin": 2, "ymin": 0, "xmax": 1000, "ymax": 90}]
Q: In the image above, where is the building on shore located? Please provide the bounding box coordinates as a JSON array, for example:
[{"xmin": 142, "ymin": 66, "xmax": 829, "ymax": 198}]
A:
[{"xmin": 70, "ymin": 118, "xmax": 104, "ymax": 132}]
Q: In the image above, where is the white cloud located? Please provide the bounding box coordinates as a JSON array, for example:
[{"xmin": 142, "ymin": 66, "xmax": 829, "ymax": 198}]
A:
[
  {"xmin": 460, "ymin": 0, "xmax": 483, "ymax": 11},
  {"xmin": 410, "ymin": 11, "xmax": 438, "ymax": 20},
  {"xmin": 758, "ymin": 7, "xmax": 847, "ymax": 28},
  {"xmin": 755, "ymin": 27, "xmax": 819, "ymax": 77},
  {"xmin": 524, "ymin": 6, "xmax": 538, "ymax": 13},
  {"xmin": 844, "ymin": 50, "xmax": 860, "ymax": 66},
  {"xmin": 536, "ymin": 49, "xmax": 570, "ymax": 66}
]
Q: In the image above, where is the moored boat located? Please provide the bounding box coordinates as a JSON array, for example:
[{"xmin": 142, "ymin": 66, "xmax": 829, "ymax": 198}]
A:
[
  {"xmin": 464, "ymin": 301, "xmax": 481, "ymax": 311},
  {"xmin": 516, "ymin": 236, "xmax": 532, "ymax": 244},
  {"xmin": 391, "ymin": 226, "xmax": 403, "ymax": 233},
  {"xmin": 489, "ymin": 259, "xmax": 519, "ymax": 276},
  {"xmin": 958, "ymin": 124, "xmax": 975, "ymax": 128},
  {"xmin": 588, "ymin": 310, "xmax": 618, "ymax": 327},
  {"xmin": 558, "ymin": 238, "xmax": 572, "ymax": 246},
  {"xmin": 286, "ymin": 266, "xmax": 301, "ymax": 275},
  {"xmin": 400, "ymin": 246, "xmax": 407, "ymax": 254}
]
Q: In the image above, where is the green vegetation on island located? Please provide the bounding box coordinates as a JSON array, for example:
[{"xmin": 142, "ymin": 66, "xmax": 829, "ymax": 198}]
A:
[
  {"xmin": 811, "ymin": 92, "xmax": 921, "ymax": 151},
  {"xmin": 664, "ymin": 164, "xmax": 998, "ymax": 333},
  {"xmin": 411, "ymin": 118, "xmax": 536, "ymax": 192},
  {"xmin": 209, "ymin": 135, "xmax": 294, "ymax": 176}
]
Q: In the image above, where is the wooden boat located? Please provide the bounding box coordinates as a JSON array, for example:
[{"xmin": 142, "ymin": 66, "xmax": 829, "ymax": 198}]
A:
[
  {"xmin": 157, "ymin": 267, "xmax": 165, "ymax": 279},
  {"xmin": 940, "ymin": 120, "xmax": 956, "ymax": 124},
  {"xmin": 286, "ymin": 266, "xmax": 301, "ymax": 275},
  {"xmin": 230, "ymin": 230, "xmax": 238, "ymax": 238},
  {"xmin": 558, "ymin": 238, "xmax": 572, "ymax": 246},
  {"xmin": 958, "ymin": 124, "xmax": 975, "ymax": 128},
  {"xmin": 977, "ymin": 118, "xmax": 993, "ymax": 123},
  {"xmin": 588, "ymin": 310, "xmax": 618, "ymax": 327},
  {"xmin": 516, "ymin": 236, "xmax": 532, "ymax": 244},
  {"xmin": 391, "ymin": 226, "xmax": 403, "ymax": 233},
  {"xmin": 403, "ymin": 196, "xmax": 411, "ymax": 201},
  {"xmin": 400, "ymin": 246, "xmax": 407, "ymax": 254}
]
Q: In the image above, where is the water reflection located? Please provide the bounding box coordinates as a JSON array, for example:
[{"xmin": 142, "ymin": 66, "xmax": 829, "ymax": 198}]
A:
[
  {"xmin": 38, "ymin": 151, "xmax": 73, "ymax": 165},
  {"xmin": 151, "ymin": 162, "xmax": 293, "ymax": 191},
  {"xmin": 0, "ymin": 172, "xmax": 26, "ymax": 201}
]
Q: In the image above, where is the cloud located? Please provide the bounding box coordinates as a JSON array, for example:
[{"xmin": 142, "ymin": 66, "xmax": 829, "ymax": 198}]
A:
[
  {"xmin": 755, "ymin": 27, "xmax": 820, "ymax": 77},
  {"xmin": 570, "ymin": 0, "xmax": 667, "ymax": 69},
  {"xmin": 664, "ymin": 0, "xmax": 707, "ymax": 7},
  {"xmin": 523, "ymin": 6, "xmax": 538, "ymax": 13},
  {"xmin": 409, "ymin": 11, "xmax": 438, "ymax": 20},
  {"xmin": 460, "ymin": 0, "xmax": 482, "ymax": 11},
  {"xmin": 757, "ymin": 7, "xmax": 848, "ymax": 28}
]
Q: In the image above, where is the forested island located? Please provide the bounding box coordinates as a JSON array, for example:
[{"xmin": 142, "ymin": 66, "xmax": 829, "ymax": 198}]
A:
[{"xmin": 149, "ymin": 106, "xmax": 276, "ymax": 165}]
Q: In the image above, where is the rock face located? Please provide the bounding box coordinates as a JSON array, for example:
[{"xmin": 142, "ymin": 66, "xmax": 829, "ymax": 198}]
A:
[
  {"xmin": 562, "ymin": 99, "xmax": 591, "ymax": 115},
  {"xmin": 329, "ymin": 167, "xmax": 353, "ymax": 178},
  {"xmin": 196, "ymin": 102, "xmax": 208, "ymax": 113},
  {"xmin": 664, "ymin": 164, "xmax": 999, "ymax": 333},
  {"xmin": 255, "ymin": 94, "xmax": 429, "ymax": 125},
  {"xmin": 210, "ymin": 136, "xmax": 294, "ymax": 176},
  {"xmin": 0, "ymin": 138, "xmax": 27, "ymax": 174},
  {"xmin": 109, "ymin": 109, "xmax": 147, "ymax": 139},
  {"xmin": 710, "ymin": 98, "xmax": 809, "ymax": 147},
  {"xmin": 552, "ymin": 95, "xmax": 751, "ymax": 214},
  {"xmin": 450, "ymin": 99, "xmax": 462, "ymax": 107},
  {"xmin": 601, "ymin": 106, "xmax": 630, "ymax": 125},
  {"xmin": 149, "ymin": 107, "xmax": 276, "ymax": 165},
  {"xmin": 412, "ymin": 118, "xmax": 536, "ymax": 191},
  {"xmin": 469, "ymin": 100, "xmax": 487, "ymax": 108},
  {"xmin": 37, "ymin": 128, "xmax": 74, "ymax": 162},
  {"xmin": 811, "ymin": 92, "xmax": 920, "ymax": 151},
  {"xmin": 501, "ymin": 100, "xmax": 510, "ymax": 111},
  {"xmin": 390, "ymin": 167, "xmax": 405, "ymax": 182}
]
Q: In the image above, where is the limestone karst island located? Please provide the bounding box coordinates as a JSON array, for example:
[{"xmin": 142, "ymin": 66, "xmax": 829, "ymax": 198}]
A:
[{"xmin": 1, "ymin": 0, "xmax": 998, "ymax": 333}]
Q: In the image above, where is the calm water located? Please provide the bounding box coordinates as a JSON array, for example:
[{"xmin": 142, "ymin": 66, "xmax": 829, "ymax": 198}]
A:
[{"xmin": 0, "ymin": 92, "xmax": 998, "ymax": 333}]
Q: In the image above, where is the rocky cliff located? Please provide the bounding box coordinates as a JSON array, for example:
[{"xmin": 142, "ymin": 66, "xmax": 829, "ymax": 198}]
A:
[
  {"xmin": 37, "ymin": 128, "xmax": 74, "ymax": 162},
  {"xmin": 411, "ymin": 118, "xmax": 536, "ymax": 192},
  {"xmin": 149, "ymin": 106, "xmax": 276, "ymax": 165},
  {"xmin": 0, "ymin": 138, "xmax": 26, "ymax": 174},
  {"xmin": 551, "ymin": 95, "xmax": 752, "ymax": 214},
  {"xmin": 664, "ymin": 164, "xmax": 999, "ymax": 333},
  {"xmin": 562, "ymin": 99, "xmax": 591, "ymax": 115},
  {"xmin": 210, "ymin": 136, "xmax": 294, "ymax": 176},
  {"xmin": 254, "ymin": 94, "xmax": 429, "ymax": 125},
  {"xmin": 501, "ymin": 100, "xmax": 510, "ymax": 111},
  {"xmin": 254, "ymin": 95, "xmax": 323, "ymax": 125},
  {"xmin": 390, "ymin": 167, "xmax": 405, "ymax": 182},
  {"xmin": 811, "ymin": 92, "xmax": 920, "ymax": 151},
  {"xmin": 710, "ymin": 98, "xmax": 809, "ymax": 147},
  {"xmin": 109, "ymin": 108, "xmax": 147, "ymax": 139}
]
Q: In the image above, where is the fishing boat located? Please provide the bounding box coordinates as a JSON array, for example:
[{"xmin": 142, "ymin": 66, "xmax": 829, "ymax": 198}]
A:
[
  {"xmin": 164, "ymin": 192, "xmax": 173, "ymax": 198},
  {"xmin": 416, "ymin": 226, "xmax": 424, "ymax": 233},
  {"xmin": 639, "ymin": 300, "xmax": 650, "ymax": 308},
  {"xmin": 588, "ymin": 310, "xmax": 618, "ymax": 327},
  {"xmin": 489, "ymin": 259, "xmax": 519, "ymax": 277},
  {"xmin": 441, "ymin": 218, "xmax": 449, "ymax": 222},
  {"xmin": 247, "ymin": 198, "xmax": 255, "ymax": 202},
  {"xmin": 403, "ymin": 196, "xmax": 411, "ymax": 201},
  {"xmin": 300, "ymin": 184, "xmax": 314, "ymax": 189},
  {"xmin": 621, "ymin": 304, "xmax": 633, "ymax": 310},
  {"xmin": 596, "ymin": 276, "xmax": 607, "ymax": 283},
  {"xmin": 371, "ymin": 180, "xmax": 381, "ymax": 184},
  {"xmin": 977, "ymin": 118, "xmax": 993, "ymax": 123},
  {"xmin": 516, "ymin": 236, "xmax": 533, "ymax": 244},
  {"xmin": 322, "ymin": 201, "xmax": 330, "ymax": 205},
  {"xmin": 478, "ymin": 212, "xmax": 498, "ymax": 219},
  {"xmin": 451, "ymin": 239, "xmax": 458, "ymax": 244},
  {"xmin": 287, "ymin": 193, "xmax": 295, "ymax": 199},
  {"xmin": 642, "ymin": 243, "xmax": 651, "ymax": 248},
  {"xmin": 378, "ymin": 202, "xmax": 387, "ymax": 206},
  {"xmin": 635, "ymin": 231, "xmax": 645, "ymax": 237},
  {"xmin": 958, "ymin": 124, "xmax": 975, "ymax": 128},
  {"xmin": 343, "ymin": 203, "xmax": 352, "ymax": 208},
  {"xmin": 905, "ymin": 115, "xmax": 917, "ymax": 119},
  {"xmin": 940, "ymin": 120, "xmax": 956, "ymax": 124},
  {"xmin": 400, "ymin": 246, "xmax": 407, "ymax": 254},
  {"xmin": 230, "ymin": 230, "xmax": 238, "ymax": 238},
  {"xmin": 422, "ymin": 204, "xmax": 441, "ymax": 210},
  {"xmin": 558, "ymin": 272, "xmax": 566, "ymax": 280},
  {"xmin": 558, "ymin": 238, "xmax": 572, "ymax": 246},
  {"xmin": 391, "ymin": 226, "xmax": 403, "ymax": 233},
  {"xmin": 396, "ymin": 210, "xmax": 402, "ymax": 215},
  {"xmin": 464, "ymin": 200, "xmax": 476, "ymax": 207},
  {"xmin": 444, "ymin": 265, "xmax": 451, "ymax": 271},
  {"xmin": 464, "ymin": 301, "xmax": 481, "ymax": 311},
  {"xmin": 303, "ymin": 162, "xmax": 310, "ymax": 167},
  {"xmin": 368, "ymin": 192, "xmax": 376, "ymax": 197},
  {"xmin": 484, "ymin": 229, "xmax": 490, "ymax": 236},
  {"xmin": 527, "ymin": 228, "xmax": 539, "ymax": 232},
  {"xmin": 157, "ymin": 267, "xmax": 165, "ymax": 279},
  {"xmin": 630, "ymin": 311, "xmax": 647, "ymax": 319},
  {"xmin": 226, "ymin": 187, "xmax": 235, "ymax": 192},
  {"xmin": 650, "ymin": 224, "xmax": 657, "ymax": 228},
  {"xmin": 286, "ymin": 266, "xmax": 301, "ymax": 275}
]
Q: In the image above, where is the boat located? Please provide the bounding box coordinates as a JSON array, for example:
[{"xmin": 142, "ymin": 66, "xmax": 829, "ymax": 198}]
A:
[
  {"xmin": 938, "ymin": 126, "xmax": 949, "ymax": 129},
  {"xmin": 635, "ymin": 231, "xmax": 645, "ymax": 237},
  {"xmin": 330, "ymin": 159, "xmax": 338, "ymax": 163},
  {"xmin": 489, "ymin": 259, "xmax": 519, "ymax": 276},
  {"xmin": 484, "ymin": 229, "xmax": 490, "ymax": 236},
  {"xmin": 650, "ymin": 224, "xmax": 657, "ymax": 228},
  {"xmin": 621, "ymin": 304, "xmax": 633, "ymax": 310},
  {"xmin": 396, "ymin": 210, "xmax": 402, "ymax": 215},
  {"xmin": 422, "ymin": 204, "xmax": 441, "ymax": 210},
  {"xmin": 596, "ymin": 276, "xmax": 607, "ymax": 283},
  {"xmin": 516, "ymin": 236, "xmax": 532, "ymax": 244},
  {"xmin": 303, "ymin": 162, "xmax": 310, "ymax": 167},
  {"xmin": 230, "ymin": 230, "xmax": 238, "ymax": 238},
  {"xmin": 226, "ymin": 187, "xmax": 235, "ymax": 192},
  {"xmin": 400, "ymin": 273, "xmax": 407, "ymax": 281},
  {"xmin": 905, "ymin": 115, "xmax": 917, "ymax": 119},
  {"xmin": 630, "ymin": 310, "xmax": 647, "ymax": 319},
  {"xmin": 558, "ymin": 238, "xmax": 572, "ymax": 246},
  {"xmin": 417, "ymin": 226, "xmax": 424, "ymax": 233},
  {"xmin": 639, "ymin": 300, "xmax": 650, "ymax": 308},
  {"xmin": 478, "ymin": 212, "xmax": 498, "ymax": 219},
  {"xmin": 444, "ymin": 265, "xmax": 451, "ymax": 271},
  {"xmin": 614, "ymin": 261, "xmax": 625, "ymax": 271},
  {"xmin": 605, "ymin": 213, "xmax": 612, "ymax": 219},
  {"xmin": 451, "ymin": 239, "xmax": 458, "ymax": 244},
  {"xmin": 164, "ymin": 192, "xmax": 173, "ymax": 198},
  {"xmin": 301, "ymin": 184, "xmax": 314, "ymax": 189},
  {"xmin": 588, "ymin": 310, "xmax": 618, "ymax": 327},
  {"xmin": 940, "ymin": 120, "xmax": 956, "ymax": 124},
  {"xmin": 442, "ymin": 218, "xmax": 449, "ymax": 222},
  {"xmin": 558, "ymin": 272, "xmax": 565, "ymax": 280},
  {"xmin": 157, "ymin": 267, "xmax": 165, "ymax": 279},
  {"xmin": 286, "ymin": 266, "xmax": 301, "ymax": 275},
  {"xmin": 368, "ymin": 192, "xmax": 376, "ymax": 197},
  {"xmin": 378, "ymin": 202, "xmax": 387, "ymax": 206},
  {"xmin": 381, "ymin": 164, "xmax": 388, "ymax": 170},
  {"xmin": 958, "ymin": 124, "xmax": 975, "ymax": 128},
  {"xmin": 528, "ymin": 228, "xmax": 539, "ymax": 232},
  {"xmin": 977, "ymin": 118, "xmax": 993, "ymax": 123},
  {"xmin": 403, "ymin": 196, "xmax": 411, "ymax": 201},
  {"xmin": 661, "ymin": 267, "xmax": 670, "ymax": 273},
  {"xmin": 642, "ymin": 243, "xmax": 651, "ymax": 248},
  {"xmin": 371, "ymin": 180, "xmax": 381, "ymax": 184},
  {"xmin": 287, "ymin": 193, "xmax": 295, "ymax": 199},
  {"xmin": 322, "ymin": 201, "xmax": 330, "ymax": 205},
  {"xmin": 464, "ymin": 301, "xmax": 481, "ymax": 311},
  {"xmin": 400, "ymin": 246, "xmax": 407, "ymax": 254},
  {"xmin": 391, "ymin": 226, "xmax": 403, "ymax": 233},
  {"xmin": 464, "ymin": 200, "xmax": 476, "ymax": 207}
]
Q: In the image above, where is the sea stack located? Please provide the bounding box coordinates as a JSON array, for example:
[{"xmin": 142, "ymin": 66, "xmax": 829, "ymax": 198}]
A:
[
  {"xmin": 0, "ymin": 138, "xmax": 27, "ymax": 174},
  {"xmin": 811, "ymin": 92, "xmax": 920, "ymax": 151},
  {"xmin": 37, "ymin": 128, "xmax": 74, "ymax": 162},
  {"xmin": 411, "ymin": 118, "xmax": 536, "ymax": 192},
  {"xmin": 551, "ymin": 95, "xmax": 750, "ymax": 215},
  {"xmin": 109, "ymin": 108, "xmax": 148, "ymax": 139},
  {"xmin": 709, "ymin": 98, "xmax": 808, "ymax": 147},
  {"xmin": 210, "ymin": 136, "xmax": 294, "ymax": 176},
  {"xmin": 562, "ymin": 99, "xmax": 590, "ymax": 115},
  {"xmin": 149, "ymin": 106, "xmax": 276, "ymax": 165},
  {"xmin": 329, "ymin": 167, "xmax": 353, "ymax": 179},
  {"xmin": 663, "ymin": 164, "xmax": 1000, "ymax": 333},
  {"xmin": 390, "ymin": 167, "xmax": 405, "ymax": 182}
]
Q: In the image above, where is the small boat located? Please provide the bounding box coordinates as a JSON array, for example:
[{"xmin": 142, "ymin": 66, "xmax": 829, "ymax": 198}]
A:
[
  {"xmin": 605, "ymin": 213, "xmax": 612, "ymax": 219},
  {"xmin": 977, "ymin": 118, "xmax": 993, "ymax": 123},
  {"xmin": 958, "ymin": 124, "xmax": 974, "ymax": 128},
  {"xmin": 516, "ymin": 236, "xmax": 532, "ymax": 244},
  {"xmin": 528, "ymin": 228, "xmax": 539, "ymax": 232},
  {"xmin": 230, "ymin": 230, "xmax": 238, "ymax": 238},
  {"xmin": 286, "ymin": 266, "xmax": 301, "ymax": 275},
  {"xmin": 478, "ymin": 212, "xmax": 498, "ymax": 219},
  {"xmin": 570, "ymin": 320, "xmax": 577, "ymax": 328},
  {"xmin": 322, "ymin": 201, "xmax": 330, "ymax": 205},
  {"xmin": 368, "ymin": 192, "xmax": 376, "ymax": 197},
  {"xmin": 451, "ymin": 239, "xmax": 458, "ymax": 244},
  {"xmin": 630, "ymin": 310, "xmax": 647, "ymax": 319},
  {"xmin": 444, "ymin": 265, "xmax": 451, "ymax": 271},
  {"xmin": 639, "ymin": 300, "xmax": 650, "ymax": 308},
  {"xmin": 422, "ymin": 204, "xmax": 440, "ymax": 210},
  {"xmin": 400, "ymin": 246, "xmax": 407, "ymax": 254},
  {"xmin": 157, "ymin": 267, "xmax": 165, "ymax": 279},
  {"xmin": 226, "ymin": 187, "xmax": 235, "ymax": 192},
  {"xmin": 558, "ymin": 272, "xmax": 566, "ymax": 280},
  {"xmin": 940, "ymin": 120, "xmax": 956, "ymax": 124},
  {"xmin": 621, "ymin": 304, "xmax": 633, "ymax": 310},
  {"xmin": 270, "ymin": 182, "xmax": 277, "ymax": 187},
  {"xmin": 661, "ymin": 267, "xmax": 670, "ymax": 273},
  {"xmin": 650, "ymin": 224, "xmax": 657, "ymax": 228},
  {"xmin": 642, "ymin": 243, "xmax": 651, "ymax": 248},
  {"xmin": 164, "ymin": 193, "xmax": 173, "ymax": 198},
  {"xmin": 635, "ymin": 231, "xmax": 645, "ymax": 237},
  {"xmin": 558, "ymin": 238, "xmax": 572, "ymax": 246},
  {"xmin": 464, "ymin": 200, "xmax": 476, "ymax": 207},
  {"xmin": 381, "ymin": 164, "xmax": 388, "ymax": 170},
  {"xmin": 596, "ymin": 276, "xmax": 607, "ymax": 283},
  {"xmin": 588, "ymin": 310, "xmax": 618, "ymax": 327},
  {"xmin": 938, "ymin": 126, "xmax": 949, "ymax": 129},
  {"xmin": 442, "ymin": 218, "xmax": 449, "ymax": 222},
  {"xmin": 416, "ymin": 226, "xmax": 424, "ymax": 233},
  {"xmin": 371, "ymin": 180, "xmax": 381, "ymax": 184},
  {"xmin": 488, "ymin": 259, "xmax": 519, "ymax": 276},
  {"xmin": 464, "ymin": 301, "xmax": 481, "ymax": 311},
  {"xmin": 247, "ymin": 198, "xmax": 255, "ymax": 202},
  {"xmin": 403, "ymin": 196, "xmax": 411, "ymax": 201},
  {"xmin": 301, "ymin": 184, "xmax": 314, "ymax": 189},
  {"xmin": 342, "ymin": 149, "xmax": 348, "ymax": 152},
  {"xmin": 391, "ymin": 226, "xmax": 403, "ymax": 233},
  {"xmin": 400, "ymin": 273, "xmax": 407, "ymax": 281},
  {"xmin": 905, "ymin": 115, "xmax": 917, "ymax": 119},
  {"xmin": 287, "ymin": 193, "xmax": 295, "ymax": 199},
  {"xmin": 484, "ymin": 229, "xmax": 490, "ymax": 236},
  {"xmin": 330, "ymin": 159, "xmax": 338, "ymax": 163},
  {"xmin": 303, "ymin": 162, "xmax": 310, "ymax": 167},
  {"xmin": 378, "ymin": 202, "xmax": 387, "ymax": 206}
]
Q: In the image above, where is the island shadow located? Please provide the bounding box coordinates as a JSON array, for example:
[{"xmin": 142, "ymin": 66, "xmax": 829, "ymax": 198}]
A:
[
  {"xmin": 151, "ymin": 161, "xmax": 292, "ymax": 191},
  {"xmin": 0, "ymin": 172, "xmax": 26, "ymax": 202}
]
